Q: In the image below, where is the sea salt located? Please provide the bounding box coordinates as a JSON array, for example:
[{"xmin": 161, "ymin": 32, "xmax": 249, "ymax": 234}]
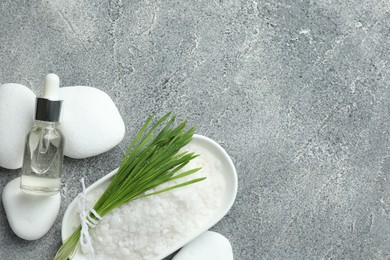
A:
[{"xmin": 83, "ymin": 142, "xmax": 226, "ymax": 260}]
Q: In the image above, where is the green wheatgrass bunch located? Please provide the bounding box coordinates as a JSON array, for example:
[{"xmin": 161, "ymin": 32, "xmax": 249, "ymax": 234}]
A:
[{"xmin": 55, "ymin": 113, "xmax": 205, "ymax": 260}]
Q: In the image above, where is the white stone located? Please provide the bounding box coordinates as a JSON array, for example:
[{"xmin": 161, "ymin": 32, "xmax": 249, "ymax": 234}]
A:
[
  {"xmin": 60, "ymin": 86, "xmax": 125, "ymax": 159},
  {"xmin": 2, "ymin": 177, "xmax": 61, "ymax": 240},
  {"xmin": 0, "ymin": 83, "xmax": 35, "ymax": 169},
  {"xmin": 173, "ymin": 231, "xmax": 234, "ymax": 260}
]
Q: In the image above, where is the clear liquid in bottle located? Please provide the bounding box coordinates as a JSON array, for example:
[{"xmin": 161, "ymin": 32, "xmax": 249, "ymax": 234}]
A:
[{"xmin": 21, "ymin": 121, "xmax": 64, "ymax": 195}]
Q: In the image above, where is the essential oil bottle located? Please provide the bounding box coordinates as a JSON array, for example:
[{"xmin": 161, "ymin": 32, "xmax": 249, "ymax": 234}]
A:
[{"xmin": 20, "ymin": 74, "xmax": 64, "ymax": 195}]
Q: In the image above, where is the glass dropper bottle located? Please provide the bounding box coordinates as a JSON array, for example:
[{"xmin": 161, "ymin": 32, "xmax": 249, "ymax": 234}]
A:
[{"xmin": 20, "ymin": 74, "xmax": 64, "ymax": 195}]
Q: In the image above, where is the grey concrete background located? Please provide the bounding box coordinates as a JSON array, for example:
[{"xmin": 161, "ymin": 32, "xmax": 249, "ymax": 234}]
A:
[{"xmin": 0, "ymin": 0, "xmax": 389, "ymax": 259}]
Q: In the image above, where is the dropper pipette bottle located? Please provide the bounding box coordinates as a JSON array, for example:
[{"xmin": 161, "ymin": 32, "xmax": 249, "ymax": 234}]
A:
[{"xmin": 20, "ymin": 74, "xmax": 64, "ymax": 195}]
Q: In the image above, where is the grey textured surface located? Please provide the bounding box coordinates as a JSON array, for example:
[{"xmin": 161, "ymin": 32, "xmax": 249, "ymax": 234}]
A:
[{"xmin": 0, "ymin": 0, "xmax": 389, "ymax": 259}]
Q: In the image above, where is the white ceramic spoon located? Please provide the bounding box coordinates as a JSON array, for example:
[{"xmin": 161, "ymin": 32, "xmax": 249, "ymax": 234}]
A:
[{"xmin": 61, "ymin": 134, "xmax": 238, "ymax": 260}]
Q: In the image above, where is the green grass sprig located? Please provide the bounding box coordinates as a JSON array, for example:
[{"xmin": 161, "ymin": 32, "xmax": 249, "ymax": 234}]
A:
[{"xmin": 55, "ymin": 113, "xmax": 205, "ymax": 260}]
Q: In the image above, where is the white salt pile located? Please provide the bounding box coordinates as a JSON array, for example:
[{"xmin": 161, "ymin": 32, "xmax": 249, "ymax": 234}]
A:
[{"xmin": 84, "ymin": 142, "xmax": 226, "ymax": 260}]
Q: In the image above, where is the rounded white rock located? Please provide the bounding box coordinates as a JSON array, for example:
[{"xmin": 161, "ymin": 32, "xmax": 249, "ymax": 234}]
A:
[
  {"xmin": 173, "ymin": 231, "xmax": 234, "ymax": 260},
  {"xmin": 59, "ymin": 86, "xmax": 125, "ymax": 159},
  {"xmin": 0, "ymin": 83, "xmax": 35, "ymax": 169},
  {"xmin": 2, "ymin": 177, "xmax": 61, "ymax": 240}
]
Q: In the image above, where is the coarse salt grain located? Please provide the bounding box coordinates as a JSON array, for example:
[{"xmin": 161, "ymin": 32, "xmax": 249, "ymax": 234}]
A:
[{"xmin": 82, "ymin": 143, "xmax": 225, "ymax": 260}]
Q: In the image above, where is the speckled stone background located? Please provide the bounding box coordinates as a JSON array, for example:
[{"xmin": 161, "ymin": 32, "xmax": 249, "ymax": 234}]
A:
[{"xmin": 0, "ymin": 0, "xmax": 389, "ymax": 259}]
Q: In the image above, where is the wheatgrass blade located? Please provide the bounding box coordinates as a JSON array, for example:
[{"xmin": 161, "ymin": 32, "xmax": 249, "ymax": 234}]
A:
[{"xmin": 139, "ymin": 177, "xmax": 207, "ymax": 199}]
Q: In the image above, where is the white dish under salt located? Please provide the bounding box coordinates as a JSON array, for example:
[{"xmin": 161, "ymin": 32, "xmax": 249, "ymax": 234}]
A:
[{"xmin": 61, "ymin": 134, "xmax": 237, "ymax": 260}]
